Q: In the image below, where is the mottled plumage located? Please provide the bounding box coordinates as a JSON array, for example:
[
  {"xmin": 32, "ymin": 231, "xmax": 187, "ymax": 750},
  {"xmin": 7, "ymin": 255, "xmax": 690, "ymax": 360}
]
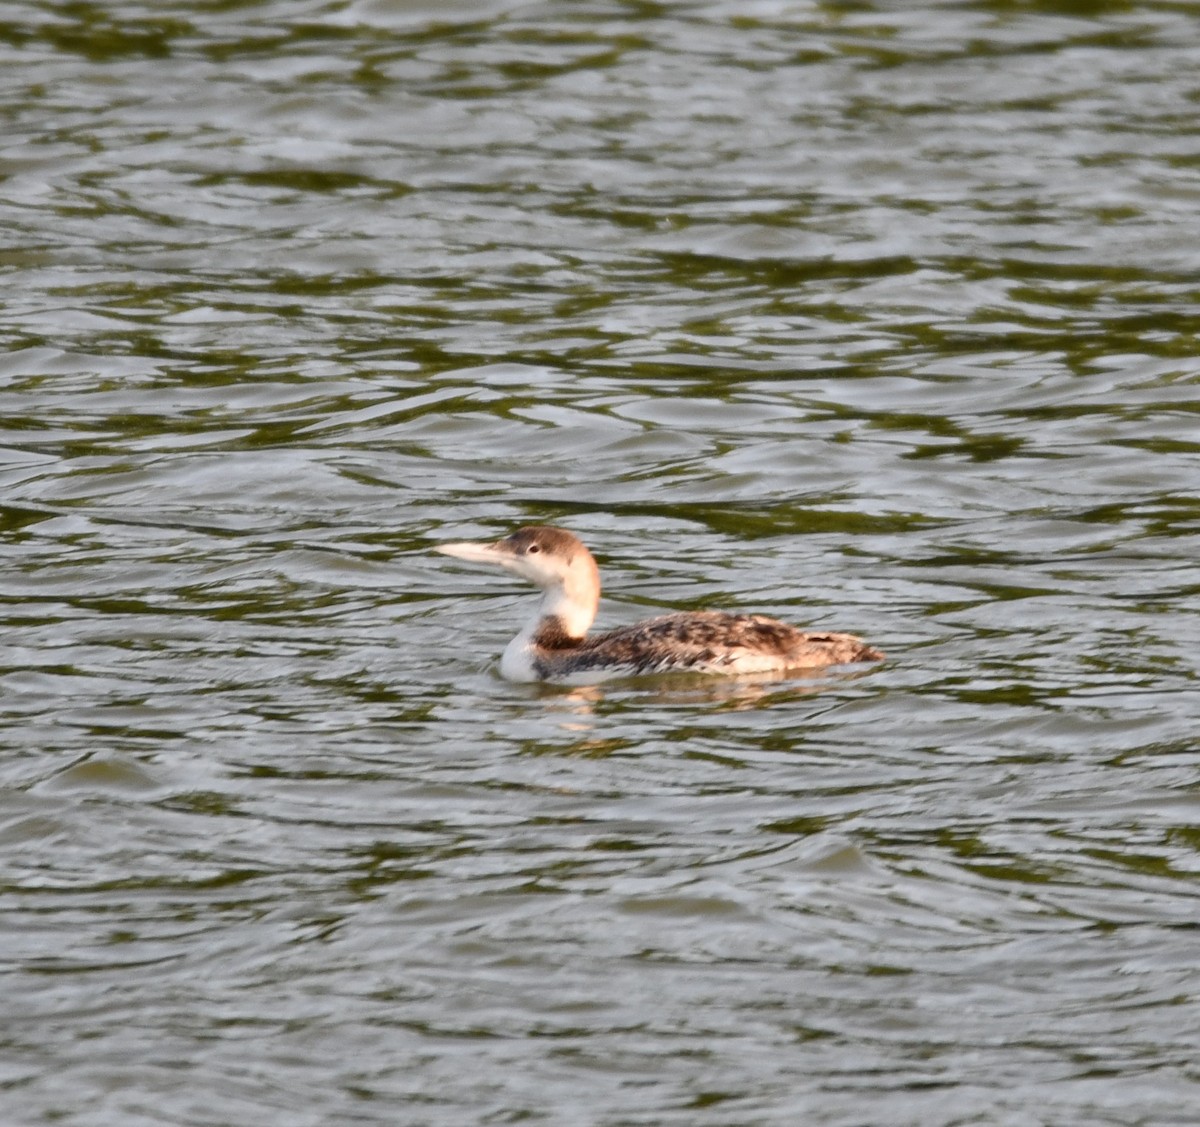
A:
[{"xmin": 436, "ymin": 525, "xmax": 883, "ymax": 684}]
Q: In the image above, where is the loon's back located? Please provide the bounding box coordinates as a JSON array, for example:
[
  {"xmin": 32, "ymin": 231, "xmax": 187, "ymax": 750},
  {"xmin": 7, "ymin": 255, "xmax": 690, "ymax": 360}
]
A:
[{"xmin": 526, "ymin": 610, "xmax": 883, "ymax": 681}]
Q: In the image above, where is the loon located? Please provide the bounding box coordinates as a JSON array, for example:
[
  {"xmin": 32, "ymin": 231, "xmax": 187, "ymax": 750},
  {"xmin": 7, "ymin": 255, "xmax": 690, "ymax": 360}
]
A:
[{"xmin": 436, "ymin": 525, "xmax": 883, "ymax": 683}]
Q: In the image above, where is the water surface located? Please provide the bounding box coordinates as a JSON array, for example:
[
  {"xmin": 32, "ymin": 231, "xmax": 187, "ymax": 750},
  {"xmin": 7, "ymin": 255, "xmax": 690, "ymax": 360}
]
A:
[{"xmin": 2, "ymin": 1, "xmax": 1199, "ymax": 1124}]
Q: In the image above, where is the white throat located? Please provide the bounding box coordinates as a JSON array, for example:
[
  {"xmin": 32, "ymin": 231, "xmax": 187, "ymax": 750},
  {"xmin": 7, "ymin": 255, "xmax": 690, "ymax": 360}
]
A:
[
  {"xmin": 498, "ymin": 581, "xmax": 597, "ymax": 683},
  {"xmin": 539, "ymin": 582, "xmax": 596, "ymax": 638}
]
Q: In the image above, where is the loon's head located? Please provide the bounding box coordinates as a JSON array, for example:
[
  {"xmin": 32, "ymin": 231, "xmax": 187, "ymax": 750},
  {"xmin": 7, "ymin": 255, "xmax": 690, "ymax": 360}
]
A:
[{"xmin": 436, "ymin": 525, "xmax": 601, "ymax": 636}]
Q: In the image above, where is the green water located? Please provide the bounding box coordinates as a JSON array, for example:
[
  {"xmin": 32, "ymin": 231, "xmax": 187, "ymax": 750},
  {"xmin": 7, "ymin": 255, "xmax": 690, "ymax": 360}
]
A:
[{"xmin": 2, "ymin": 2, "xmax": 1199, "ymax": 1124}]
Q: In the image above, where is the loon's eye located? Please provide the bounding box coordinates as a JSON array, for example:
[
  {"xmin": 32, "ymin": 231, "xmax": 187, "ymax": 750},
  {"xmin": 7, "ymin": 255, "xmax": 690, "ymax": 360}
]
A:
[{"xmin": 527, "ymin": 544, "xmax": 540, "ymax": 554}]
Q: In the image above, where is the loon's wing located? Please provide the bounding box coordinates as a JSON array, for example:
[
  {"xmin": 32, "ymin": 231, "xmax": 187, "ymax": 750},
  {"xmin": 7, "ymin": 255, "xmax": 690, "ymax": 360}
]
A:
[{"xmin": 574, "ymin": 611, "xmax": 881, "ymax": 675}]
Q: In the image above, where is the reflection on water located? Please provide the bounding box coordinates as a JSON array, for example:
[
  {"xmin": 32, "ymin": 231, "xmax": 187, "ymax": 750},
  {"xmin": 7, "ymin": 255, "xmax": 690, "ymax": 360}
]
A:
[
  {"xmin": 2, "ymin": 0, "xmax": 1199, "ymax": 1124},
  {"xmin": 536, "ymin": 668, "xmax": 879, "ymax": 732}
]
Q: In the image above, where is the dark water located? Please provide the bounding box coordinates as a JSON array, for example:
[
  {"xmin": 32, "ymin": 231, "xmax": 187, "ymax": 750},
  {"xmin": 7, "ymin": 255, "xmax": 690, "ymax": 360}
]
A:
[{"xmin": 3, "ymin": 1, "xmax": 1199, "ymax": 1124}]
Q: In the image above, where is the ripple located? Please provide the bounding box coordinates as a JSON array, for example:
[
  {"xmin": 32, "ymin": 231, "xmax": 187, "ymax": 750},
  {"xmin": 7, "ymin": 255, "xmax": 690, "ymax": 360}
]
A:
[{"xmin": 3, "ymin": 1, "xmax": 1200, "ymax": 1124}]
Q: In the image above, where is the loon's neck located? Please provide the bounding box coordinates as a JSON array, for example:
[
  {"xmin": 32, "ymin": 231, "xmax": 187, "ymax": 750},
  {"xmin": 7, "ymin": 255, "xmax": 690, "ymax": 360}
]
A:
[
  {"xmin": 499, "ymin": 585, "xmax": 597, "ymax": 683},
  {"xmin": 538, "ymin": 582, "xmax": 596, "ymax": 639}
]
